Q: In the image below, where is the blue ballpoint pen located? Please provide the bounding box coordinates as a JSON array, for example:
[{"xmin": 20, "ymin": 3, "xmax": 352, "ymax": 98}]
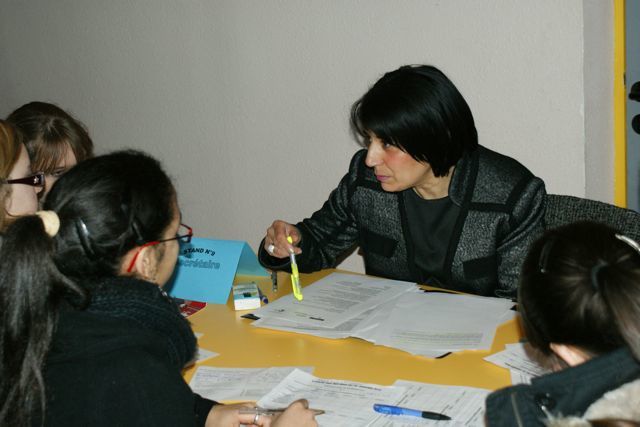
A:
[{"xmin": 373, "ymin": 403, "xmax": 451, "ymax": 421}]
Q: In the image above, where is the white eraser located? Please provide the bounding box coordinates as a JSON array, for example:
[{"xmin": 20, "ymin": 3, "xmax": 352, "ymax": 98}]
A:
[{"xmin": 233, "ymin": 282, "xmax": 261, "ymax": 311}]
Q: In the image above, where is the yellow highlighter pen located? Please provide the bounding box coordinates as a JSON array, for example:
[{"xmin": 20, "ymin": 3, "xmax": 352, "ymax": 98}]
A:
[{"xmin": 287, "ymin": 235, "xmax": 303, "ymax": 301}]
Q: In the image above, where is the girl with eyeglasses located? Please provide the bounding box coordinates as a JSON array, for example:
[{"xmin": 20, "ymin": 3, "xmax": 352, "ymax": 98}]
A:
[
  {"xmin": 6, "ymin": 101, "xmax": 94, "ymax": 200},
  {"xmin": 0, "ymin": 150, "xmax": 317, "ymax": 427},
  {"xmin": 485, "ymin": 221, "xmax": 640, "ymax": 426},
  {"xmin": 0, "ymin": 119, "xmax": 43, "ymax": 230}
]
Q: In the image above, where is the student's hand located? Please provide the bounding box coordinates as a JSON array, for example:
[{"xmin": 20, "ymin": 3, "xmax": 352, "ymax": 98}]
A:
[
  {"xmin": 264, "ymin": 220, "xmax": 302, "ymax": 258},
  {"xmin": 205, "ymin": 402, "xmax": 258, "ymax": 427},
  {"xmin": 205, "ymin": 400, "xmax": 318, "ymax": 427},
  {"xmin": 272, "ymin": 400, "xmax": 318, "ymax": 427}
]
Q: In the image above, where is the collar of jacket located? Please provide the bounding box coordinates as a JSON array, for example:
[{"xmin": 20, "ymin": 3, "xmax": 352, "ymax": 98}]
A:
[
  {"xmin": 527, "ymin": 347, "xmax": 640, "ymax": 410},
  {"xmin": 545, "ymin": 379, "xmax": 640, "ymax": 426},
  {"xmin": 447, "ymin": 147, "xmax": 480, "ymax": 207},
  {"xmin": 487, "ymin": 347, "xmax": 640, "ymax": 427}
]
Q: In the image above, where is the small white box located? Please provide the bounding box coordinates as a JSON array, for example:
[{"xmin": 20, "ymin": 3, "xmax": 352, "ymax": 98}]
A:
[{"xmin": 233, "ymin": 282, "xmax": 261, "ymax": 310}]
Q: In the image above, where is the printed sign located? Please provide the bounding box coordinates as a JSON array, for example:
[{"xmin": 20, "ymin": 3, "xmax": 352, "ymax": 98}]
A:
[{"xmin": 166, "ymin": 238, "xmax": 267, "ymax": 303}]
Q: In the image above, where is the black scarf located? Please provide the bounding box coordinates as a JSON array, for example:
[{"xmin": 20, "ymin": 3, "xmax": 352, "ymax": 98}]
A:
[{"xmin": 79, "ymin": 276, "xmax": 196, "ymax": 368}]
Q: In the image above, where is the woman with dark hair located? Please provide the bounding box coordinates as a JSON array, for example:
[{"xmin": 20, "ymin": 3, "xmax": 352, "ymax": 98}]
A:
[
  {"xmin": 485, "ymin": 222, "xmax": 640, "ymax": 426},
  {"xmin": 0, "ymin": 151, "xmax": 317, "ymax": 427},
  {"xmin": 0, "ymin": 119, "xmax": 42, "ymax": 230},
  {"xmin": 7, "ymin": 101, "xmax": 94, "ymax": 198},
  {"xmin": 259, "ymin": 64, "xmax": 545, "ymax": 298}
]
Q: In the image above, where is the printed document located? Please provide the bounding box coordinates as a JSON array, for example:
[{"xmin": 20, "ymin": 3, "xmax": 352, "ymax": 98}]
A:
[
  {"xmin": 368, "ymin": 292, "xmax": 514, "ymax": 355},
  {"xmin": 189, "ymin": 366, "xmax": 313, "ymax": 401},
  {"xmin": 369, "ymin": 380, "xmax": 489, "ymax": 426},
  {"xmin": 484, "ymin": 342, "xmax": 550, "ymax": 384},
  {"xmin": 255, "ymin": 370, "xmax": 489, "ymax": 427},
  {"xmin": 256, "ymin": 369, "xmax": 405, "ymax": 426},
  {"xmin": 250, "ymin": 272, "xmax": 417, "ymax": 328}
]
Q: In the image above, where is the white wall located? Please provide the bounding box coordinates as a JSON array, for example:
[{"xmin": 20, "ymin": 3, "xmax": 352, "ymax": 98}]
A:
[
  {"xmin": 584, "ymin": 0, "xmax": 615, "ymax": 199},
  {"xmin": 0, "ymin": 0, "xmax": 613, "ymax": 272}
]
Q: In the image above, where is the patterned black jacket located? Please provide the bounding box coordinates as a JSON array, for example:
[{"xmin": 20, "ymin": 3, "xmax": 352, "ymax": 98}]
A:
[{"xmin": 259, "ymin": 146, "xmax": 546, "ymax": 298}]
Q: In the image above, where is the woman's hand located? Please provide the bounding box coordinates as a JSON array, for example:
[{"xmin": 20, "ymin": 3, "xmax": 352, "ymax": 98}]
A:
[
  {"xmin": 205, "ymin": 400, "xmax": 318, "ymax": 427},
  {"xmin": 272, "ymin": 400, "xmax": 318, "ymax": 427},
  {"xmin": 263, "ymin": 220, "xmax": 302, "ymax": 258},
  {"xmin": 205, "ymin": 402, "xmax": 257, "ymax": 427}
]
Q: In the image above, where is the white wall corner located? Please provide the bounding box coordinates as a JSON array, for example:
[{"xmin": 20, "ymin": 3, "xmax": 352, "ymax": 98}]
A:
[{"xmin": 583, "ymin": 0, "xmax": 615, "ymax": 203}]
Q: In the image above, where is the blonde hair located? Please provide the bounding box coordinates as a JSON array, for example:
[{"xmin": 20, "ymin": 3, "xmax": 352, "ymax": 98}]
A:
[{"xmin": 0, "ymin": 120, "xmax": 23, "ymax": 230}]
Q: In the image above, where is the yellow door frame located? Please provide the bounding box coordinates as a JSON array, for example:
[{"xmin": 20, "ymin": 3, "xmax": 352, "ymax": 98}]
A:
[{"xmin": 614, "ymin": 0, "xmax": 626, "ymax": 207}]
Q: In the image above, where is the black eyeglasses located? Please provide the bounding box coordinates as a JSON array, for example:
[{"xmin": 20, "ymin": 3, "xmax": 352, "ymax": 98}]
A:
[
  {"xmin": 159, "ymin": 223, "xmax": 193, "ymax": 244},
  {"xmin": 5, "ymin": 172, "xmax": 45, "ymax": 187},
  {"xmin": 126, "ymin": 223, "xmax": 193, "ymax": 273}
]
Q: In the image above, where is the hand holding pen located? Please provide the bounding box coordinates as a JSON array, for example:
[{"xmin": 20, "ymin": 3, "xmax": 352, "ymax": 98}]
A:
[
  {"xmin": 263, "ymin": 220, "xmax": 302, "ymax": 259},
  {"xmin": 237, "ymin": 399, "xmax": 320, "ymax": 427}
]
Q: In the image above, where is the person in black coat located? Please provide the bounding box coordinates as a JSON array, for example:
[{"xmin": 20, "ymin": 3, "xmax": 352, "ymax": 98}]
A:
[
  {"xmin": 259, "ymin": 65, "xmax": 545, "ymax": 298},
  {"xmin": 0, "ymin": 151, "xmax": 317, "ymax": 427},
  {"xmin": 485, "ymin": 222, "xmax": 640, "ymax": 426}
]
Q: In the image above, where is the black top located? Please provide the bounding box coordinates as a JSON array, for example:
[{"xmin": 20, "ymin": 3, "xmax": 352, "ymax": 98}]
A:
[
  {"xmin": 403, "ymin": 189, "xmax": 459, "ymax": 285},
  {"xmin": 39, "ymin": 276, "xmax": 217, "ymax": 427}
]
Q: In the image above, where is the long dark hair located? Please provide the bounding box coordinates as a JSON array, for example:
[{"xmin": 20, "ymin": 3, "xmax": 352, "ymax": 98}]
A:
[
  {"xmin": 519, "ymin": 221, "xmax": 640, "ymax": 361},
  {"xmin": 0, "ymin": 150, "xmax": 175, "ymax": 427}
]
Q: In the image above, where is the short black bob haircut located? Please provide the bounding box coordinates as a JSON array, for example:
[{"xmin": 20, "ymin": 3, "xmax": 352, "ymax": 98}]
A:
[{"xmin": 350, "ymin": 64, "xmax": 478, "ymax": 177}]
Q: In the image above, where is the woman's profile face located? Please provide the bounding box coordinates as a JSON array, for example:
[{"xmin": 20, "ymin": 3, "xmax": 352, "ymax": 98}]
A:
[
  {"xmin": 5, "ymin": 144, "xmax": 40, "ymax": 217},
  {"xmin": 42, "ymin": 144, "xmax": 77, "ymax": 197},
  {"xmin": 364, "ymin": 134, "xmax": 435, "ymax": 193}
]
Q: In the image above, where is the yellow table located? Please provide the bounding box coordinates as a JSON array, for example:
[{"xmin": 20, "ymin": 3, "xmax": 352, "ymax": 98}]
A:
[{"xmin": 183, "ymin": 269, "xmax": 522, "ymax": 391}]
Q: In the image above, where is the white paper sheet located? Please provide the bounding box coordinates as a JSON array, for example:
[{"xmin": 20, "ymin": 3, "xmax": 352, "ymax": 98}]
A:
[
  {"xmin": 256, "ymin": 369, "xmax": 406, "ymax": 427},
  {"xmin": 252, "ymin": 308, "xmax": 376, "ymax": 339},
  {"xmin": 370, "ymin": 292, "xmax": 513, "ymax": 355},
  {"xmin": 484, "ymin": 343, "xmax": 550, "ymax": 384},
  {"xmin": 195, "ymin": 347, "xmax": 219, "ymax": 363},
  {"xmin": 250, "ymin": 272, "xmax": 417, "ymax": 328},
  {"xmin": 368, "ymin": 380, "xmax": 490, "ymax": 427},
  {"xmin": 189, "ymin": 366, "xmax": 313, "ymax": 401}
]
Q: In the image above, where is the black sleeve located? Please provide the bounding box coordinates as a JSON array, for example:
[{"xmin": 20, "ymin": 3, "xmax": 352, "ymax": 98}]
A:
[{"xmin": 193, "ymin": 393, "xmax": 219, "ymax": 427}]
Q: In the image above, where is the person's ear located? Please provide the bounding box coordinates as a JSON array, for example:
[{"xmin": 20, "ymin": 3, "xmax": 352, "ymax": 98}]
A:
[
  {"xmin": 549, "ymin": 343, "xmax": 589, "ymax": 367},
  {"xmin": 121, "ymin": 246, "xmax": 159, "ymax": 283}
]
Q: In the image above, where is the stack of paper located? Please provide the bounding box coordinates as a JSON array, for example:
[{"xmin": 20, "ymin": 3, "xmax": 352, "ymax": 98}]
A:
[
  {"xmin": 483, "ymin": 342, "xmax": 551, "ymax": 384},
  {"xmin": 255, "ymin": 369, "xmax": 489, "ymax": 427},
  {"xmin": 249, "ymin": 272, "xmax": 515, "ymax": 357}
]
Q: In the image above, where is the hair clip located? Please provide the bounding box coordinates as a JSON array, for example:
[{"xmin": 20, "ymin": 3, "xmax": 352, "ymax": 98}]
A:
[
  {"xmin": 590, "ymin": 260, "xmax": 608, "ymax": 292},
  {"xmin": 35, "ymin": 210, "xmax": 61, "ymax": 237},
  {"xmin": 538, "ymin": 236, "xmax": 557, "ymax": 273},
  {"xmin": 75, "ymin": 218, "xmax": 96, "ymax": 259},
  {"xmin": 615, "ymin": 234, "xmax": 640, "ymax": 255},
  {"xmin": 130, "ymin": 220, "xmax": 146, "ymax": 245}
]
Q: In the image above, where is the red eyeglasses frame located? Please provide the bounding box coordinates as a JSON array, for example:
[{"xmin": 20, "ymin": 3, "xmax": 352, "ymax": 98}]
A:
[{"xmin": 126, "ymin": 223, "xmax": 193, "ymax": 273}]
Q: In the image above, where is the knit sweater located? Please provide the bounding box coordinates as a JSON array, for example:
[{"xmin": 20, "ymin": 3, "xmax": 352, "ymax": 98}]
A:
[
  {"xmin": 259, "ymin": 146, "xmax": 546, "ymax": 298},
  {"xmin": 39, "ymin": 276, "xmax": 216, "ymax": 427}
]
